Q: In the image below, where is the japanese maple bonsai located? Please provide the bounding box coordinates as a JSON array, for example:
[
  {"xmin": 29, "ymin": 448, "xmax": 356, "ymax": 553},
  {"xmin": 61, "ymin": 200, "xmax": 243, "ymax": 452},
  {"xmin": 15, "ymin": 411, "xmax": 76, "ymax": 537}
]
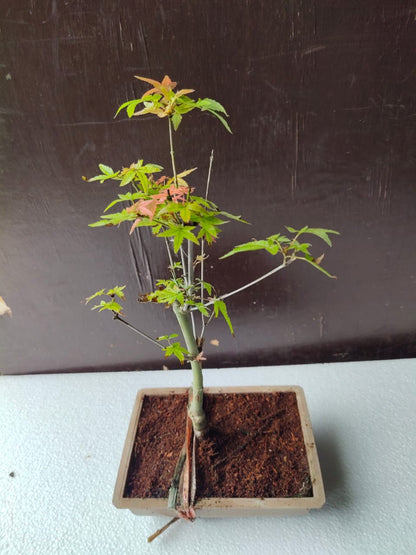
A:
[{"xmin": 85, "ymin": 76, "xmax": 337, "ymax": 523}]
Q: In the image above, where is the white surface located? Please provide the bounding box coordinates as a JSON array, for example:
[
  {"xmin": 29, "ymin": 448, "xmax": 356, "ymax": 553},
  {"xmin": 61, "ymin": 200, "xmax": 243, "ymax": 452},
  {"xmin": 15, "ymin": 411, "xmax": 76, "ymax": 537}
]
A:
[{"xmin": 1, "ymin": 359, "xmax": 415, "ymax": 555}]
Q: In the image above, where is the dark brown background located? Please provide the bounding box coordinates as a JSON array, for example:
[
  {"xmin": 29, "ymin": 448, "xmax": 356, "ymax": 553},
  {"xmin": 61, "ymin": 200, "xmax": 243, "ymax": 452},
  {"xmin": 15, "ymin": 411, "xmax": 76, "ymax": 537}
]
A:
[{"xmin": 1, "ymin": 1, "xmax": 415, "ymax": 375}]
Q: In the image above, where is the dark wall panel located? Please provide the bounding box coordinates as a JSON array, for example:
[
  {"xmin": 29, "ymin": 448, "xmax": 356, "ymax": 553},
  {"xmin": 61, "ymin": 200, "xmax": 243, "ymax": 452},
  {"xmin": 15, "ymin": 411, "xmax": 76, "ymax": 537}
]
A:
[{"xmin": 0, "ymin": 1, "xmax": 415, "ymax": 374}]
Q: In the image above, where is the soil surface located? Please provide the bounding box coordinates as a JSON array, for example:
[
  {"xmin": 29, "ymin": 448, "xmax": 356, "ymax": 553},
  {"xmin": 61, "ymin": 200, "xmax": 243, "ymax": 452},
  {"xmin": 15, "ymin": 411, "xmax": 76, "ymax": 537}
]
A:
[{"xmin": 124, "ymin": 392, "xmax": 312, "ymax": 499}]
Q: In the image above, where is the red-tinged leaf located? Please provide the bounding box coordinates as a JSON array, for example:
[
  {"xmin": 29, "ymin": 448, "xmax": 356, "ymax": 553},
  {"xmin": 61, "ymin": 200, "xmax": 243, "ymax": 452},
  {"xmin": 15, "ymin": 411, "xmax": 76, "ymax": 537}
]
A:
[
  {"xmin": 161, "ymin": 75, "xmax": 177, "ymax": 90},
  {"xmin": 135, "ymin": 75, "xmax": 177, "ymax": 96},
  {"xmin": 176, "ymin": 88, "xmax": 195, "ymax": 97},
  {"xmin": 137, "ymin": 198, "xmax": 159, "ymax": 219}
]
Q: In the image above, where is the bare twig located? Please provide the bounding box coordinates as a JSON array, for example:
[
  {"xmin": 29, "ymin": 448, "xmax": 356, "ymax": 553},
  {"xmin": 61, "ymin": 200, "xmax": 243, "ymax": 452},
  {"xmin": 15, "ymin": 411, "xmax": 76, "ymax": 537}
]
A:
[
  {"xmin": 164, "ymin": 237, "xmax": 180, "ymax": 284},
  {"xmin": 113, "ymin": 313, "xmax": 163, "ymax": 350},
  {"xmin": 168, "ymin": 118, "xmax": 178, "ymax": 186},
  {"xmin": 194, "ymin": 260, "xmax": 293, "ymax": 311},
  {"xmin": 147, "ymin": 517, "xmax": 180, "ymax": 543},
  {"xmin": 200, "ymin": 150, "xmax": 214, "ymax": 334}
]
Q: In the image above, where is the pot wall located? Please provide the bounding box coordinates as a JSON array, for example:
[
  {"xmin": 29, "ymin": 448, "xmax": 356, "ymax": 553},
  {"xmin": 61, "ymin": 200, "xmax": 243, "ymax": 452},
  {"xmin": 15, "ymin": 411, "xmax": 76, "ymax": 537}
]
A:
[{"xmin": 113, "ymin": 386, "xmax": 325, "ymax": 517}]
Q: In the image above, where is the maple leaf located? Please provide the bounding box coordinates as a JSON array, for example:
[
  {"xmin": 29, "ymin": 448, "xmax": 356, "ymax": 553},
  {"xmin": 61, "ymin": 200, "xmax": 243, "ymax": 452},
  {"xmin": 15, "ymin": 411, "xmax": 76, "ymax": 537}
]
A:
[
  {"xmin": 156, "ymin": 175, "xmax": 168, "ymax": 184},
  {"xmin": 135, "ymin": 103, "xmax": 169, "ymax": 118},
  {"xmin": 169, "ymin": 185, "xmax": 191, "ymax": 203},
  {"xmin": 135, "ymin": 75, "xmax": 177, "ymax": 97}
]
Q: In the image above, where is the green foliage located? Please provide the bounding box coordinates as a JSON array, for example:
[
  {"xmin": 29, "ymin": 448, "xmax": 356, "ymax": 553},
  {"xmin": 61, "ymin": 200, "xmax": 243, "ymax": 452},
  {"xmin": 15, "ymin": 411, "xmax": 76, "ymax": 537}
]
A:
[
  {"xmin": 87, "ymin": 158, "xmax": 242, "ymax": 244},
  {"xmin": 162, "ymin": 342, "xmax": 189, "ymax": 364},
  {"xmin": 85, "ymin": 286, "xmax": 126, "ymax": 314},
  {"xmin": 156, "ymin": 333, "xmax": 189, "ymax": 364},
  {"xmin": 85, "ymin": 75, "xmax": 339, "ymax": 389},
  {"xmin": 158, "ymin": 224, "xmax": 199, "ymax": 253},
  {"xmin": 113, "ymin": 75, "xmax": 231, "ymax": 133},
  {"xmin": 148, "ymin": 279, "xmax": 186, "ymax": 306},
  {"xmin": 285, "ymin": 226, "xmax": 339, "ymax": 247},
  {"xmin": 221, "ymin": 227, "xmax": 339, "ymax": 278},
  {"xmin": 213, "ymin": 298, "xmax": 234, "ymax": 336}
]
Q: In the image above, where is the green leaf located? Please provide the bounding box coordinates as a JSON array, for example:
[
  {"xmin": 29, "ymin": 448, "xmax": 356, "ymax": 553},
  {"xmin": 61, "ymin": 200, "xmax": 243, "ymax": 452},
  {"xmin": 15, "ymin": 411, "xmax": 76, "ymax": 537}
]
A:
[
  {"xmin": 162, "ymin": 342, "xmax": 189, "ymax": 364},
  {"xmin": 120, "ymin": 170, "xmax": 135, "ymax": 187},
  {"xmin": 303, "ymin": 228, "xmax": 340, "ymax": 247},
  {"xmin": 196, "ymin": 98, "xmax": 228, "ymax": 115},
  {"xmin": 171, "ymin": 112, "xmax": 182, "ymax": 131},
  {"xmin": 191, "ymin": 302, "xmax": 210, "ymax": 317},
  {"xmin": 85, "ymin": 289, "xmax": 105, "ymax": 304},
  {"xmin": 286, "ymin": 226, "xmax": 339, "ymax": 247},
  {"xmin": 114, "ymin": 99, "xmax": 143, "ymax": 118},
  {"xmin": 221, "ymin": 233, "xmax": 295, "ymax": 259},
  {"xmin": 286, "ymin": 226, "xmax": 308, "ymax": 234},
  {"xmin": 201, "ymin": 281, "xmax": 213, "ymax": 296},
  {"xmin": 98, "ymin": 164, "xmax": 114, "ymax": 175},
  {"xmin": 174, "ymin": 99, "xmax": 197, "ymax": 114},
  {"xmin": 220, "ymin": 239, "xmax": 276, "ymax": 259},
  {"xmin": 87, "ymin": 174, "xmax": 111, "ymax": 183},
  {"xmin": 140, "ymin": 163, "xmax": 164, "ymax": 174},
  {"xmin": 299, "ymin": 257, "xmax": 337, "ymax": 279},
  {"xmin": 88, "ymin": 209, "xmax": 137, "ymax": 227},
  {"xmin": 176, "ymin": 167, "xmax": 197, "ymax": 179},
  {"xmin": 196, "ymin": 214, "xmax": 226, "ymax": 243},
  {"xmin": 219, "ymin": 211, "xmax": 249, "ymax": 224},
  {"xmin": 158, "ymin": 225, "xmax": 199, "ymax": 253},
  {"xmin": 92, "ymin": 300, "xmax": 123, "ymax": 314},
  {"xmin": 207, "ymin": 110, "xmax": 232, "ymax": 133},
  {"xmin": 180, "ymin": 206, "xmax": 191, "ymax": 223},
  {"xmin": 289, "ymin": 241, "xmax": 312, "ymax": 255},
  {"xmin": 104, "ymin": 192, "xmax": 142, "ymax": 212},
  {"xmin": 106, "ymin": 285, "xmax": 126, "ymax": 299},
  {"xmin": 148, "ymin": 280, "xmax": 185, "ymax": 306},
  {"xmin": 157, "ymin": 333, "xmax": 179, "ymax": 341},
  {"xmin": 213, "ymin": 299, "xmax": 234, "ymax": 336},
  {"xmin": 189, "ymin": 196, "xmax": 218, "ymax": 210}
]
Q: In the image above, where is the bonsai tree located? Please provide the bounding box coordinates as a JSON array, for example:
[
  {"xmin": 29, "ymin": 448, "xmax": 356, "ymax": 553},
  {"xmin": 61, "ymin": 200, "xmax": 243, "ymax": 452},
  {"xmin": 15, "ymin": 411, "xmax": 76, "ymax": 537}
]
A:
[
  {"xmin": 85, "ymin": 77, "xmax": 337, "ymax": 521},
  {"xmin": 85, "ymin": 75, "xmax": 337, "ymax": 435}
]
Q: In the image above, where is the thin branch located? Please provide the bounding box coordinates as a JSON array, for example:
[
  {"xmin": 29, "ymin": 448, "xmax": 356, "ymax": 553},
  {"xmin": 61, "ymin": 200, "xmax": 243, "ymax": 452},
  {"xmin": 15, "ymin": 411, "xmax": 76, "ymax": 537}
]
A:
[
  {"xmin": 200, "ymin": 150, "xmax": 214, "ymax": 333},
  {"xmin": 190, "ymin": 309, "xmax": 196, "ymax": 339},
  {"xmin": 186, "ymin": 240, "xmax": 197, "ymax": 337},
  {"xmin": 200, "ymin": 239, "xmax": 206, "ymax": 331},
  {"xmin": 187, "ymin": 240, "xmax": 194, "ymax": 292},
  {"xmin": 113, "ymin": 313, "xmax": 163, "ymax": 350},
  {"xmin": 168, "ymin": 118, "xmax": 178, "ymax": 186},
  {"xmin": 164, "ymin": 237, "xmax": 180, "ymax": 285},
  {"xmin": 200, "ymin": 308, "xmax": 215, "ymax": 339},
  {"xmin": 180, "ymin": 246, "xmax": 188, "ymax": 287},
  {"xmin": 193, "ymin": 260, "xmax": 292, "ymax": 310},
  {"xmin": 205, "ymin": 149, "xmax": 214, "ymax": 201}
]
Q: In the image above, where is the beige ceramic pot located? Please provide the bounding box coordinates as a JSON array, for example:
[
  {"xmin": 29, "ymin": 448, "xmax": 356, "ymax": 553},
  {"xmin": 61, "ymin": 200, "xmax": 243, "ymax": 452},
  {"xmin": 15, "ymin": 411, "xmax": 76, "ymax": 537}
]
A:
[{"xmin": 113, "ymin": 385, "xmax": 325, "ymax": 517}]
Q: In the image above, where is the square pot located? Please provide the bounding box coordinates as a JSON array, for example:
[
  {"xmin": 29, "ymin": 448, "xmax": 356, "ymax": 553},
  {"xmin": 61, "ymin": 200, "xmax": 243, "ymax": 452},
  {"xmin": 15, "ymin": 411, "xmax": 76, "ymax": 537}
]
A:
[{"xmin": 113, "ymin": 385, "xmax": 325, "ymax": 517}]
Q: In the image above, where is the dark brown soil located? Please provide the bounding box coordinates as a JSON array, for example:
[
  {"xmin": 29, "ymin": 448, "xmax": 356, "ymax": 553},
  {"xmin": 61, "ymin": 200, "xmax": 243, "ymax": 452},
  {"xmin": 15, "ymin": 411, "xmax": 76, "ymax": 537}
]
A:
[{"xmin": 124, "ymin": 392, "xmax": 312, "ymax": 500}]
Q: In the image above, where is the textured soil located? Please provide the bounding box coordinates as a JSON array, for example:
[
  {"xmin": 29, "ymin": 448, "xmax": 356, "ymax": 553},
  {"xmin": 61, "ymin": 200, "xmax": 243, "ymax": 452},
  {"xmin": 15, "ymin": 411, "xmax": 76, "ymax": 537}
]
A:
[{"xmin": 124, "ymin": 392, "xmax": 312, "ymax": 500}]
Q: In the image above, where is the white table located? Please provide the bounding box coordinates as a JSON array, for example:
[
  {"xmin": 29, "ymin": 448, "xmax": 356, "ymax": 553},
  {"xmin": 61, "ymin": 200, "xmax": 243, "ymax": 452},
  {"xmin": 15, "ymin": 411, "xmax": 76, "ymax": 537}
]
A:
[{"xmin": 1, "ymin": 359, "xmax": 415, "ymax": 554}]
